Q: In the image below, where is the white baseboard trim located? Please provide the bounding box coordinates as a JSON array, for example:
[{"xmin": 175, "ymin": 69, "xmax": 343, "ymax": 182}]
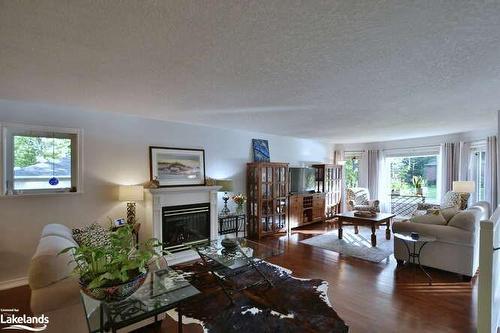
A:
[{"xmin": 0, "ymin": 276, "xmax": 28, "ymax": 291}]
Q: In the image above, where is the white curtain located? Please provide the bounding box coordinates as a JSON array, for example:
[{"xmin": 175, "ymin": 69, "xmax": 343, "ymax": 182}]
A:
[
  {"xmin": 459, "ymin": 141, "xmax": 471, "ymax": 181},
  {"xmin": 333, "ymin": 150, "xmax": 345, "ymax": 165},
  {"xmin": 441, "ymin": 142, "xmax": 460, "ymax": 197},
  {"xmin": 367, "ymin": 150, "xmax": 380, "ymax": 200},
  {"xmin": 378, "ymin": 151, "xmax": 391, "ymax": 213},
  {"xmin": 485, "ymin": 136, "xmax": 498, "ymax": 207}
]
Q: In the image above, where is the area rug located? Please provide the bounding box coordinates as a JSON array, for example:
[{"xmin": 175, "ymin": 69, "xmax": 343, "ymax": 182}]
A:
[
  {"xmin": 168, "ymin": 260, "xmax": 349, "ymax": 333},
  {"xmin": 300, "ymin": 227, "xmax": 392, "ymax": 263}
]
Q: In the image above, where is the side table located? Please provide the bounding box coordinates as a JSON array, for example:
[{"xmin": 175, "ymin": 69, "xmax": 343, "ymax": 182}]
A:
[
  {"xmin": 394, "ymin": 232, "xmax": 437, "ymax": 285},
  {"xmin": 218, "ymin": 213, "xmax": 246, "ymax": 237}
]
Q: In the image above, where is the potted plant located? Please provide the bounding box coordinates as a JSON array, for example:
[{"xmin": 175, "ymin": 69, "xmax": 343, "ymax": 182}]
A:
[
  {"xmin": 60, "ymin": 224, "xmax": 165, "ymax": 302},
  {"xmin": 412, "ymin": 176, "xmax": 426, "ymax": 196},
  {"xmin": 232, "ymin": 193, "xmax": 247, "ymax": 214}
]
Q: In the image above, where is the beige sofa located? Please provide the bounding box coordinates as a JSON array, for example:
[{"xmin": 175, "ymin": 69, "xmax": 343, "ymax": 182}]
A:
[
  {"xmin": 29, "ymin": 224, "xmax": 87, "ymax": 333},
  {"xmin": 392, "ymin": 201, "xmax": 490, "ymax": 279}
]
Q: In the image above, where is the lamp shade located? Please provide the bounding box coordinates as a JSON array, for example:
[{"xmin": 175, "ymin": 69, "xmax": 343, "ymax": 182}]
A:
[
  {"xmin": 118, "ymin": 185, "xmax": 144, "ymax": 201},
  {"xmin": 215, "ymin": 179, "xmax": 233, "ymax": 192},
  {"xmin": 452, "ymin": 181, "xmax": 475, "ymax": 193}
]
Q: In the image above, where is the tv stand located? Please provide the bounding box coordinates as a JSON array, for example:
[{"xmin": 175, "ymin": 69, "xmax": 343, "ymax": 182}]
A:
[{"xmin": 289, "ymin": 193, "xmax": 326, "ymax": 229}]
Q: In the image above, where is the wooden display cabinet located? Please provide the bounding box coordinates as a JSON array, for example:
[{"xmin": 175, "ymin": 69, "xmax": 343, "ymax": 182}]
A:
[
  {"xmin": 246, "ymin": 162, "xmax": 289, "ymax": 239},
  {"xmin": 312, "ymin": 164, "xmax": 343, "ymax": 218}
]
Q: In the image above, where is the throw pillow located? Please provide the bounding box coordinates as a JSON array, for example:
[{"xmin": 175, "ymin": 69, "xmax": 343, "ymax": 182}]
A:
[
  {"xmin": 427, "ymin": 206, "xmax": 460, "ymax": 223},
  {"xmin": 448, "ymin": 211, "xmax": 478, "ymax": 232},
  {"xmin": 72, "ymin": 223, "xmax": 111, "ymax": 247},
  {"xmin": 442, "ymin": 192, "xmax": 461, "ymax": 209},
  {"xmin": 410, "ymin": 211, "xmax": 447, "ymax": 225}
]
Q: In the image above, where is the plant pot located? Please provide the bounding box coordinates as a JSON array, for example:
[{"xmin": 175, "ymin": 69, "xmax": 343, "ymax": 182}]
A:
[
  {"xmin": 80, "ymin": 271, "xmax": 148, "ymax": 302},
  {"xmin": 416, "ymin": 188, "xmax": 423, "ymax": 196},
  {"xmin": 236, "ymin": 203, "xmax": 245, "ymax": 215}
]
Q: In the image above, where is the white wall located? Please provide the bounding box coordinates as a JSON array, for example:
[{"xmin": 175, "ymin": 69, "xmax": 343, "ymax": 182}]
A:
[{"xmin": 0, "ymin": 100, "xmax": 332, "ymax": 284}]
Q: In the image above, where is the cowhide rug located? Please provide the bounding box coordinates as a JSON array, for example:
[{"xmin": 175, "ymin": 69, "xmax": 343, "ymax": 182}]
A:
[{"xmin": 163, "ymin": 260, "xmax": 349, "ymax": 333}]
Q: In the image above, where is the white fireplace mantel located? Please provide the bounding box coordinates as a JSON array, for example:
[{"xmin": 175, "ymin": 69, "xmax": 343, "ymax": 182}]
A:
[{"xmin": 145, "ymin": 185, "xmax": 221, "ymax": 264}]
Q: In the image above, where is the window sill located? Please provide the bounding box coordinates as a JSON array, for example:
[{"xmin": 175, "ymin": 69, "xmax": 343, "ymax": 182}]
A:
[{"xmin": 0, "ymin": 191, "xmax": 84, "ymax": 199}]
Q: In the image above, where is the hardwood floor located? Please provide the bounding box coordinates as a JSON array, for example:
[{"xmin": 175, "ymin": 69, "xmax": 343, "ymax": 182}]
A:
[
  {"xmin": 0, "ymin": 221, "xmax": 477, "ymax": 333},
  {"xmin": 264, "ymin": 221, "xmax": 477, "ymax": 333}
]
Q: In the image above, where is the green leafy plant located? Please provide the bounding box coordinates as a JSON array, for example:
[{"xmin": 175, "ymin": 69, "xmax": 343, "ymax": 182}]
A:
[
  {"xmin": 60, "ymin": 224, "xmax": 166, "ymax": 289},
  {"xmin": 412, "ymin": 176, "xmax": 426, "ymax": 189}
]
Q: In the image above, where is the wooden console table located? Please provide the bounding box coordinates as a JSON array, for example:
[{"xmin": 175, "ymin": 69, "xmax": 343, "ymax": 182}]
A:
[{"xmin": 334, "ymin": 212, "xmax": 396, "ymax": 247}]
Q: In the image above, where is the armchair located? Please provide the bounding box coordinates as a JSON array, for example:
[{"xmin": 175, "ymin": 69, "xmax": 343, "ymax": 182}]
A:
[{"xmin": 346, "ymin": 187, "xmax": 380, "ymax": 212}]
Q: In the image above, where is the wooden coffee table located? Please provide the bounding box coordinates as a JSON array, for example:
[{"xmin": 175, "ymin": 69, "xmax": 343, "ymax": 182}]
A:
[{"xmin": 334, "ymin": 211, "xmax": 396, "ymax": 247}]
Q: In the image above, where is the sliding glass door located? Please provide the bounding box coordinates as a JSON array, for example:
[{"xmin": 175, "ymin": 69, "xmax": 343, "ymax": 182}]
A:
[
  {"xmin": 470, "ymin": 147, "xmax": 486, "ymax": 202},
  {"xmin": 381, "ymin": 147, "xmax": 441, "ymax": 215}
]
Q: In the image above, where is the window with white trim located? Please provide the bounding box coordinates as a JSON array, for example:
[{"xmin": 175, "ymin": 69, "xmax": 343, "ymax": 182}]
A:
[
  {"xmin": 344, "ymin": 151, "xmax": 363, "ymax": 188},
  {"xmin": 2, "ymin": 124, "xmax": 82, "ymax": 195},
  {"xmin": 470, "ymin": 143, "xmax": 486, "ymax": 202}
]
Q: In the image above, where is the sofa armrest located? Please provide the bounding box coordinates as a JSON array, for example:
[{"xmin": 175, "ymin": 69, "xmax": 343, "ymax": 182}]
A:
[
  {"xmin": 30, "ymin": 277, "xmax": 80, "ymax": 314},
  {"xmin": 392, "ymin": 221, "xmax": 474, "ymax": 246}
]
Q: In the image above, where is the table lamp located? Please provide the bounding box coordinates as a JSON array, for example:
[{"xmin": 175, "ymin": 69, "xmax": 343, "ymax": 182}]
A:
[
  {"xmin": 452, "ymin": 181, "xmax": 475, "ymax": 193},
  {"xmin": 119, "ymin": 185, "xmax": 144, "ymax": 224},
  {"xmin": 216, "ymin": 179, "xmax": 233, "ymax": 215}
]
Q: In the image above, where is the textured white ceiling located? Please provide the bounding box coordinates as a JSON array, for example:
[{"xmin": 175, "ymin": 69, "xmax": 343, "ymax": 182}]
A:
[{"xmin": 1, "ymin": 1, "xmax": 499, "ymax": 143}]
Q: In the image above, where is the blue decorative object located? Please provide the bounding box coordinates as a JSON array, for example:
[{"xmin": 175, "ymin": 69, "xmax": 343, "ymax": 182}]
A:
[
  {"xmin": 49, "ymin": 177, "xmax": 59, "ymax": 186},
  {"xmin": 252, "ymin": 139, "xmax": 270, "ymax": 162}
]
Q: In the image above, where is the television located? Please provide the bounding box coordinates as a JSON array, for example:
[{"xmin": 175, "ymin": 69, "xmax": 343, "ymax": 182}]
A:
[{"xmin": 289, "ymin": 167, "xmax": 316, "ymax": 194}]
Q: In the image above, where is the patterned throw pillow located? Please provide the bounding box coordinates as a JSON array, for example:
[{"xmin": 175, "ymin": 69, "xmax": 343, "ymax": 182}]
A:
[
  {"xmin": 442, "ymin": 192, "xmax": 462, "ymax": 209},
  {"xmin": 72, "ymin": 223, "xmax": 111, "ymax": 247}
]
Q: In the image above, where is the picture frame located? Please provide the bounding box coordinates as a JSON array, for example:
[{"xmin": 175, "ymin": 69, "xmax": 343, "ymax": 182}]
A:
[
  {"xmin": 252, "ymin": 139, "xmax": 270, "ymax": 162},
  {"xmin": 149, "ymin": 146, "xmax": 206, "ymax": 187}
]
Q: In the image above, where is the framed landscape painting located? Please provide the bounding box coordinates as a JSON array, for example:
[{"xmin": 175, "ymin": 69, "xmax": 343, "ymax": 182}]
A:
[{"xmin": 149, "ymin": 147, "xmax": 206, "ymax": 187}]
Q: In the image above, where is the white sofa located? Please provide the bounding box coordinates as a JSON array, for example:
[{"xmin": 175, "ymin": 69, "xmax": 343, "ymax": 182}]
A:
[
  {"xmin": 29, "ymin": 224, "xmax": 87, "ymax": 333},
  {"xmin": 392, "ymin": 201, "xmax": 490, "ymax": 279}
]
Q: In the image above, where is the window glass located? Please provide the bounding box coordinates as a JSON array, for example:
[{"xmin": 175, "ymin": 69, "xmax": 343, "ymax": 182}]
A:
[
  {"xmin": 344, "ymin": 157, "xmax": 360, "ymax": 188},
  {"xmin": 470, "ymin": 149, "xmax": 486, "ymax": 202},
  {"xmin": 387, "ymin": 155, "xmax": 439, "ymax": 203},
  {"xmin": 13, "ymin": 135, "xmax": 72, "ymax": 190}
]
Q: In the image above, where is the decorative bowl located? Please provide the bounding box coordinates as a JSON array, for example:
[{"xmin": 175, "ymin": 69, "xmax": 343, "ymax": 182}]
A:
[{"xmin": 80, "ymin": 271, "xmax": 148, "ymax": 302}]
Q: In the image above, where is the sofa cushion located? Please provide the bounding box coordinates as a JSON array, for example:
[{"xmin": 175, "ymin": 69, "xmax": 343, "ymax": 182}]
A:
[
  {"xmin": 448, "ymin": 210, "xmax": 479, "ymax": 232},
  {"xmin": 410, "ymin": 211, "xmax": 447, "ymax": 225},
  {"xmin": 29, "ymin": 236, "xmax": 77, "ymax": 290},
  {"xmin": 427, "ymin": 206, "xmax": 460, "ymax": 222},
  {"xmin": 41, "ymin": 224, "xmax": 75, "ymax": 242},
  {"xmin": 72, "ymin": 223, "xmax": 111, "ymax": 247},
  {"xmin": 392, "ymin": 221, "xmax": 474, "ymax": 246}
]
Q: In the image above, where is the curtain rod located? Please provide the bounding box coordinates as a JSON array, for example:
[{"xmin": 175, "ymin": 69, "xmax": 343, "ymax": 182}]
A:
[{"xmin": 344, "ymin": 139, "xmax": 486, "ymax": 153}]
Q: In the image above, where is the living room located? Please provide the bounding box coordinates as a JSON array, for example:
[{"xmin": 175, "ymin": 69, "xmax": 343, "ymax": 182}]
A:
[{"xmin": 1, "ymin": 2, "xmax": 500, "ymax": 333}]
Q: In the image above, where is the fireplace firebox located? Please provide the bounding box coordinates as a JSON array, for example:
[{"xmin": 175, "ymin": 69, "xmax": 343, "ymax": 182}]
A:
[{"xmin": 162, "ymin": 203, "xmax": 210, "ymax": 252}]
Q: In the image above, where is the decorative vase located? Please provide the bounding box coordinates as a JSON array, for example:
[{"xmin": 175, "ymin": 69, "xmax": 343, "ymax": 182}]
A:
[
  {"xmin": 80, "ymin": 271, "xmax": 148, "ymax": 302},
  {"xmin": 236, "ymin": 203, "xmax": 244, "ymax": 214},
  {"xmin": 416, "ymin": 188, "xmax": 423, "ymax": 196}
]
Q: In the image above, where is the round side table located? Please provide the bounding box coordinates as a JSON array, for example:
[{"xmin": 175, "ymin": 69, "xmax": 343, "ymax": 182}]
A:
[{"xmin": 394, "ymin": 232, "xmax": 437, "ymax": 285}]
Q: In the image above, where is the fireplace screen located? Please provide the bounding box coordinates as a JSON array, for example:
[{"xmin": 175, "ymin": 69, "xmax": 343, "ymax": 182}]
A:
[{"xmin": 162, "ymin": 203, "xmax": 210, "ymax": 252}]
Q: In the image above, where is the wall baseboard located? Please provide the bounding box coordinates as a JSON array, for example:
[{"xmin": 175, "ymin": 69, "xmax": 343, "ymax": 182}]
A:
[{"xmin": 0, "ymin": 276, "xmax": 28, "ymax": 291}]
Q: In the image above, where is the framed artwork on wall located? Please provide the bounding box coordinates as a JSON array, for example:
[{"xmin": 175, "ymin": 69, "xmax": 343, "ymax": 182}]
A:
[
  {"xmin": 149, "ymin": 146, "xmax": 206, "ymax": 187},
  {"xmin": 252, "ymin": 139, "xmax": 270, "ymax": 162}
]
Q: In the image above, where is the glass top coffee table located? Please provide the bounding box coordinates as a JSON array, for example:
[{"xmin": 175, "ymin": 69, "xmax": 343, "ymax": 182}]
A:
[
  {"xmin": 80, "ymin": 259, "xmax": 200, "ymax": 333},
  {"xmin": 394, "ymin": 232, "xmax": 437, "ymax": 285},
  {"xmin": 193, "ymin": 238, "xmax": 285, "ymax": 304}
]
